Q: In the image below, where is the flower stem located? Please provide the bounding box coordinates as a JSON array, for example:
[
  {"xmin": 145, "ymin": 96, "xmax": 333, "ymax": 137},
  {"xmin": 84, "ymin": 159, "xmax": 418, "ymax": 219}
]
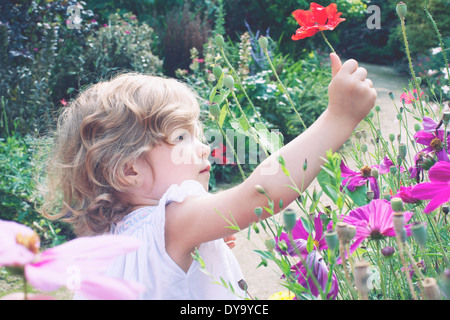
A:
[
  {"xmin": 320, "ymin": 30, "xmax": 336, "ymax": 55},
  {"xmin": 219, "ymin": 47, "xmax": 268, "ymax": 129},
  {"xmin": 23, "ymin": 275, "xmax": 28, "ymax": 300},
  {"xmin": 398, "ymin": 16, "xmax": 424, "ymax": 116},
  {"xmin": 395, "ymin": 234, "xmax": 417, "ymax": 299},
  {"xmin": 262, "ymin": 47, "xmax": 307, "ymax": 130},
  {"xmin": 214, "ymin": 118, "xmax": 247, "ymax": 181},
  {"xmin": 375, "ymin": 240, "xmax": 387, "ymax": 299}
]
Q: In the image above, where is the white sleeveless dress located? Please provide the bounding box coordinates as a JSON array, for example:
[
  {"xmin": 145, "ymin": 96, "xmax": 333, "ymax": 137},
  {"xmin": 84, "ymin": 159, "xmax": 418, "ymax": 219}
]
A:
[{"xmin": 105, "ymin": 180, "xmax": 246, "ymax": 299}]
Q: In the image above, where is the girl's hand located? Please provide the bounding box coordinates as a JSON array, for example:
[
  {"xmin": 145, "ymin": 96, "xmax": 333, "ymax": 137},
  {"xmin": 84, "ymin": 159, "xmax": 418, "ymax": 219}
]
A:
[
  {"xmin": 327, "ymin": 53, "xmax": 377, "ymax": 127},
  {"xmin": 223, "ymin": 235, "xmax": 236, "ymax": 249}
]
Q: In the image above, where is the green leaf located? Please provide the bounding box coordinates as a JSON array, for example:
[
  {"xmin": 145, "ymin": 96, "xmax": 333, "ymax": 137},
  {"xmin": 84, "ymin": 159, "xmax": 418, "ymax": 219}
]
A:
[{"xmin": 307, "ymin": 233, "xmax": 314, "ymax": 253}]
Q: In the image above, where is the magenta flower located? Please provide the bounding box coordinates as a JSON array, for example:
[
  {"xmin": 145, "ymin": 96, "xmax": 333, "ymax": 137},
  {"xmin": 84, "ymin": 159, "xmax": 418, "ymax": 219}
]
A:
[
  {"xmin": 338, "ymin": 199, "xmax": 414, "ymax": 258},
  {"xmin": 393, "ymin": 185, "xmax": 420, "ymax": 204},
  {"xmin": 0, "ymin": 220, "xmax": 143, "ymax": 299},
  {"xmin": 276, "ymin": 215, "xmax": 327, "ymax": 255},
  {"xmin": 291, "ymin": 250, "xmax": 339, "ymax": 300},
  {"xmin": 340, "ymin": 157, "xmax": 398, "ymax": 199},
  {"xmin": 414, "ymin": 129, "xmax": 450, "ymax": 162},
  {"xmin": 411, "ymin": 161, "xmax": 450, "ymax": 213}
]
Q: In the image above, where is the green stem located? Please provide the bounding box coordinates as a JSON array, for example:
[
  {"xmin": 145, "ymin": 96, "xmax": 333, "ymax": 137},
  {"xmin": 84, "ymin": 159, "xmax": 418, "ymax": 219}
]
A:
[
  {"xmin": 399, "ymin": 17, "xmax": 424, "ymax": 115},
  {"xmin": 219, "ymin": 48, "xmax": 268, "ymax": 129},
  {"xmin": 389, "ymin": 259, "xmax": 406, "ymax": 300},
  {"xmin": 320, "ymin": 30, "xmax": 336, "ymax": 55},
  {"xmin": 215, "ymin": 118, "xmax": 247, "ymax": 181},
  {"xmin": 375, "ymin": 240, "xmax": 387, "ymax": 299},
  {"xmin": 262, "ymin": 48, "xmax": 307, "ymax": 130}
]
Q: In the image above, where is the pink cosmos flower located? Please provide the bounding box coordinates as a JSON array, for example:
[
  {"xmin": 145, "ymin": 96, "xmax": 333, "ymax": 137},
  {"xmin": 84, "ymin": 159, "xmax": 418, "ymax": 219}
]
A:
[
  {"xmin": 340, "ymin": 157, "xmax": 399, "ymax": 199},
  {"xmin": 411, "ymin": 161, "xmax": 450, "ymax": 213},
  {"xmin": 276, "ymin": 214, "xmax": 327, "ymax": 255},
  {"xmin": 275, "ymin": 217, "xmax": 338, "ymax": 299},
  {"xmin": 393, "ymin": 185, "xmax": 420, "ymax": 204},
  {"xmin": 60, "ymin": 99, "xmax": 68, "ymax": 106},
  {"xmin": 400, "ymin": 89, "xmax": 424, "ymax": 104},
  {"xmin": 0, "ymin": 220, "xmax": 143, "ymax": 299},
  {"xmin": 337, "ymin": 199, "xmax": 414, "ymax": 259},
  {"xmin": 291, "ymin": 250, "xmax": 339, "ymax": 300},
  {"xmin": 414, "ymin": 128, "xmax": 450, "ymax": 162}
]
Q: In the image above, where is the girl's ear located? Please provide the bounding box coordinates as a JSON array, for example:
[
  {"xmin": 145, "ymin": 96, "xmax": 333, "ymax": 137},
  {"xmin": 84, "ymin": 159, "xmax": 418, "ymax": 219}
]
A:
[{"xmin": 118, "ymin": 160, "xmax": 140, "ymax": 187}]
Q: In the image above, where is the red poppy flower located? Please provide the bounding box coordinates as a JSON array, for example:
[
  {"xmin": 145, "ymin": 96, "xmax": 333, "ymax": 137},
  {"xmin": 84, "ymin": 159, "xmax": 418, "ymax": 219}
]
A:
[
  {"xmin": 211, "ymin": 143, "xmax": 235, "ymax": 165},
  {"xmin": 291, "ymin": 2, "xmax": 345, "ymax": 40}
]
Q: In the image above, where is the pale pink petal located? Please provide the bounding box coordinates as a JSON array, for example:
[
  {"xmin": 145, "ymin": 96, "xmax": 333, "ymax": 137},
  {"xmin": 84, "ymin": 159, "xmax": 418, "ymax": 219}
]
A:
[
  {"xmin": 0, "ymin": 220, "xmax": 37, "ymax": 266},
  {"xmin": 75, "ymin": 274, "xmax": 144, "ymax": 300}
]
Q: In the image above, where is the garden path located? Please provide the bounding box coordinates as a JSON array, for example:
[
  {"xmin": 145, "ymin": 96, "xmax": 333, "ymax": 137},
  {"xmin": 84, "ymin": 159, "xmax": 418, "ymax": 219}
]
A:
[{"xmin": 232, "ymin": 61, "xmax": 412, "ymax": 300}]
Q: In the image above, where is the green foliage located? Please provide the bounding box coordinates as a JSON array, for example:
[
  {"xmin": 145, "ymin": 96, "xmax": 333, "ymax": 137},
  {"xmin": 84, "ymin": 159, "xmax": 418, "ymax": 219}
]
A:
[
  {"xmin": 83, "ymin": 12, "xmax": 163, "ymax": 79},
  {"xmin": 0, "ymin": 133, "xmax": 73, "ymax": 247}
]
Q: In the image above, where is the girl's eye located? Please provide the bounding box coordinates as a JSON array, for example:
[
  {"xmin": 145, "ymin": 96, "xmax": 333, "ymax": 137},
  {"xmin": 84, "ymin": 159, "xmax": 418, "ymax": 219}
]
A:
[{"xmin": 176, "ymin": 134, "xmax": 184, "ymax": 141}]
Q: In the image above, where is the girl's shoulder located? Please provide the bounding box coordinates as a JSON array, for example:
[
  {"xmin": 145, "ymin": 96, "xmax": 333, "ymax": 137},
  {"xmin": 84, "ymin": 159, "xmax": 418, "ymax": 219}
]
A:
[{"xmin": 111, "ymin": 180, "xmax": 208, "ymax": 235}]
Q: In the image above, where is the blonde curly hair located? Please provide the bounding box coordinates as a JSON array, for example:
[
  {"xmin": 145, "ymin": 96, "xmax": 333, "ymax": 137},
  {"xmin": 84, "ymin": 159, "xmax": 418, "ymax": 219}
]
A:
[{"xmin": 38, "ymin": 73, "xmax": 201, "ymax": 236}]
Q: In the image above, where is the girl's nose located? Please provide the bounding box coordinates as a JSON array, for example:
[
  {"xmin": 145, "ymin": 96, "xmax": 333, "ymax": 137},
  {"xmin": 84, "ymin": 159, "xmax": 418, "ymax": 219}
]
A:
[{"xmin": 197, "ymin": 140, "xmax": 211, "ymax": 159}]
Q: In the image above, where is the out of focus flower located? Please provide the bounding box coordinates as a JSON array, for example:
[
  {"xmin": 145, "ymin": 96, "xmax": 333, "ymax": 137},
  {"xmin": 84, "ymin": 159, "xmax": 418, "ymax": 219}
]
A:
[
  {"xmin": 0, "ymin": 220, "xmax": 143, "ymax": 300},
  {"xmin": 275, "ymin": 214, "xmax": 327, "ymax": 256},
  {"xmin": 400, "ymin": 89, "xmax": 424, "ymax": 104},
  {"xmin": 290, "ymin": 250, "xmax": 339, "ymax": 299},
  {"xmin": 411, "ymin": 161, "xmax": 450, "ymax": 213}
]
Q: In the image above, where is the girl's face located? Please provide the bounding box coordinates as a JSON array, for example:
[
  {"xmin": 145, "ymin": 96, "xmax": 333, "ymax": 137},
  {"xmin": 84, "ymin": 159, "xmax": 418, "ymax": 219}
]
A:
[{"xmin": 139, "ymin": 127, "xmax": 211, "ymax": 200}]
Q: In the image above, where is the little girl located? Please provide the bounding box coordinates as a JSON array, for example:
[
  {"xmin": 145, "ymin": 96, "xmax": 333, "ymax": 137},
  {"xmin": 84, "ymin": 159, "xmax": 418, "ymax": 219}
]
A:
[{"xmin": 39, "ymin": 53, "xmax": 376, "ymax": 299}]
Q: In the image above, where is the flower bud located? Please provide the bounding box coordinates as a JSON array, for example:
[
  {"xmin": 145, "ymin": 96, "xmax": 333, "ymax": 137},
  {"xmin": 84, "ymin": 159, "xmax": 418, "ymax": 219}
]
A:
[
  {"xmin": 389, "ymin": 134, "xmax": 395, "ymax": 142},
  {"xmin": 391, "ymin": 197, "xmax": 404, "ymax": 213},
  {"xmin": 367, "ymin": 190, "xmax": 374, "ymax": 201},
  {"xmin": 389, "ymin": 165, "xmax": 398, "ymax": 175},
  {"xmin": 212, "ymin": 65, "xmax": 223, "ymax": 80},
  {"xmin": 389, "ymin": 92, "xmax": 395, "ymax": 100},
  {"xmin": 381, "ymin": 246, "xmax": 395, "ymax": 258},
  {"xmin": 414, "ymin": 123, "xmax": 421, "ymax": 132},
  {"xmin": 258, "ymin": 36, "xmax": 268, "ymax": 50},
  {"xmin": 283, "ymin": 209, "xmax": 297, "ymax": 232},
  {"xmin": 398, "ymin": 143, "xmax": 407, "ymax": 159},
  {"xmin": 255, "ymin": 185, "xmax": 266, "ymax": 194},
  {"xmin": 355, "ymin": 131, "xmax": 362, "ymax": 140},
  {"xmin": 223, "ymin": 75, "xmax": 235, "ymax": 89},
  {"xmin": 254, "ymin": 206, "xmax": 263, "ymax": 218},
  {"xmin": 209, "ymin": 103, "xmax": 220, "ymax": 119},
  {"xmin": 303, "ymin": 158, "xmax": 308, "ymax": 171},
  {"xmin": 215, "ymin": 35, "xmax": 225, "ymax": 48},
  {"xmin": 392, "ymin": 211, "xmax": 405, "ymax": 236},
  {"xmin": 411, "ymin": 222, "xmax": 427, "ymax": 247},
  {"xmin": 336, "ymin": 222, "xmax": 349, "ymax": 243},
  {"xmin": 375, "ymin": 105, "xmax": 381, "ymax": 113},
  {"xmin": 371, "ymin": 167, "xmax": 379, "ymax": 179},
  {"xmin": 264, "ymin": 237, "xmax": 276, "ymax": 251},
  {"xmin": 361, "ymin": 144, "xmax": 368, "ymax": 153},
  {"xmin": 324, "ymin": 230, "xmax": 338, "ymax": 251},
  {"xmin": 396, "ymin": 2, "xmax": 407, "ymax": 20},
  {"xmin": 423, "ymin": 277, "xmax": 441, "ymax": 300},
  {"xmin": 238, "ymin": 279, "xmax": 249, "ymax": 292},
  {"xmin": 383, "ymin": 193, "xmax": 391, "ymax": 201},
  {"xmin": 443, "ymin": 111, "xmax": 450, "ymax": 126},
  {"xmin": 252, "ymin": 222, "xmax": 260, "ymax": 234},
  {"xmin": 346, "ymin": 225, "xmax": 356, "ymax": 242}
]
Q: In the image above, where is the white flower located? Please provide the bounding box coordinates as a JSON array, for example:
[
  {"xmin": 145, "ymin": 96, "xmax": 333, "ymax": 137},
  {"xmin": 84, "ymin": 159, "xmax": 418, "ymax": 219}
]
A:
[
  {"xmin": 442, "ymin": 85, "xmax": 450, "ymax": 94},
  {"xmin": 431, "ymin": 47, "xmax": 442, "ymax": 55}
]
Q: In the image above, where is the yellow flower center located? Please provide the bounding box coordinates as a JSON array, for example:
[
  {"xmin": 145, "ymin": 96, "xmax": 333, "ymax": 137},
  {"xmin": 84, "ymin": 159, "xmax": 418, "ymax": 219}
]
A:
[{"xmin": 16, "ymin": 232, "xmax": 40, "ymax": 254}]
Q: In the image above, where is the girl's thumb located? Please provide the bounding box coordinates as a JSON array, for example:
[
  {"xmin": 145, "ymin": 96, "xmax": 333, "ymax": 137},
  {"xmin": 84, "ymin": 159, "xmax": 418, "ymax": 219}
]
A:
[{"xmin": 330, "ymin": 53, "xmax": 342, "ymax": 79}]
